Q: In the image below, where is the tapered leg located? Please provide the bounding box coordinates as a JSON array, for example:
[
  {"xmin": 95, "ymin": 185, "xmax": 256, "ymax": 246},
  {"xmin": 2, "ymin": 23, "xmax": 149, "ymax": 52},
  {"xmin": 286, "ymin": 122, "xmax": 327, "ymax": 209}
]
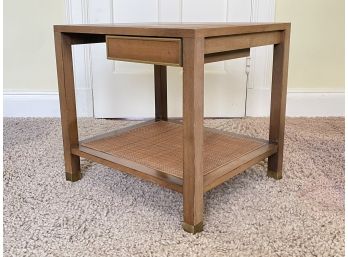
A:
[
  {"xmin": 54, "ymin": 32, "xmax": 81, "ymax": 181},
  {"xmin": 268, "ymin": 27, "xmax": 291, "ymax": 179},
  {"xmin": 154, "ymin": 65, "xmax": 168, "ymax": 121},
  {"xmin": 182, "ymin": 37, "xmax": 204, "ymax": 234}
]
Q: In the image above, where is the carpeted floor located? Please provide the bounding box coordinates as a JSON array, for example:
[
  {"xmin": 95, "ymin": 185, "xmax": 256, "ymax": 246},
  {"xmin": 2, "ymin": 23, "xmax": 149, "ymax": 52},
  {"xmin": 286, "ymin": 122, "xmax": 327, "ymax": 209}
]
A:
[{"xmin": 4, "ymin": 117, "xmax": 344, "ymax": 257}]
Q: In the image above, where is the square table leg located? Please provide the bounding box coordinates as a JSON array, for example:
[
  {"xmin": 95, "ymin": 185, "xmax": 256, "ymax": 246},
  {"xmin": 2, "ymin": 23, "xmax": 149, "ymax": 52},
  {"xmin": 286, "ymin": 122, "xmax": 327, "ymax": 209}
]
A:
[
  {"xmin": 182, "ymin": 37, "xmax": 205, "ymax": 234},
  {"xmin": 268, "ymin": 27, "xmax": 291, "ymax": 179},
  {"xmin": 154, "ymin": 65, "xmax": 168, "ymax": 121},
  {"xmin": 54, "ymin": 32, "xmax": 81, "ymax": 182}
]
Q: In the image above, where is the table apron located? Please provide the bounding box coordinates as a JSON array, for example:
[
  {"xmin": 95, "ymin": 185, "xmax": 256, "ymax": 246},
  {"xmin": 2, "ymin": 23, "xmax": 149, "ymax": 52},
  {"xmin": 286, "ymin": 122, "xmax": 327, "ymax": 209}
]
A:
[{"xmin": 204, "ymin": 31, "xmax": 282, "ymax": 54}]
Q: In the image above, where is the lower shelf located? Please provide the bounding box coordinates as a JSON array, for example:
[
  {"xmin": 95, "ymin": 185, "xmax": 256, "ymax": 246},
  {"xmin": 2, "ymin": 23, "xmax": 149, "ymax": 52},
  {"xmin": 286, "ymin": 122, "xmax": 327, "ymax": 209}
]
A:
[{"xmin": 72, "ymin": 120, "xmax": 277, "ymax": 192}]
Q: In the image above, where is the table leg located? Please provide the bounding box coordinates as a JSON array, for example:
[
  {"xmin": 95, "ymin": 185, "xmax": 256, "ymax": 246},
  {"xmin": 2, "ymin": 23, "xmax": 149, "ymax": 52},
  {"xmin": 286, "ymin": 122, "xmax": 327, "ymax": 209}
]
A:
[
  {"xmin": 268, "ymin": 27, "xmax": 291, "ymax": 179},
  {"xmin": 54, "ymin": 32, "xmax": 81, "ymax": 182},
  {"xmin": 182, "ymin": 37, "xmax": 204, "ymax": 234},
  {"xmin": 154, "ymin": 65, "xmax": 168, "ymax": 121}
]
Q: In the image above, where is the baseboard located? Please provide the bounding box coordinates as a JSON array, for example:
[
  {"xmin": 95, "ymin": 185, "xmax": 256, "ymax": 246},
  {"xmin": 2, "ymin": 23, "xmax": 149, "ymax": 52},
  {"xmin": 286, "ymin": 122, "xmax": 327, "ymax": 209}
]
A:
[
  {"xmin": 3, "ymin": 90, "xmax": 93, "ymax": 117},
  {"xmin": 286, "ymin": 91, "xmax": 344, "ymax": 117},
  {"xmin": 4, "ymin": 92, "xmax": 61, "ymax": 117},
  {"xmin": 3, "ymin": 91, "xmax": 345, "ymax": 117},
  {"xmin": 246, "ymin": 89, "xmax": 344, "ymax": 117}
]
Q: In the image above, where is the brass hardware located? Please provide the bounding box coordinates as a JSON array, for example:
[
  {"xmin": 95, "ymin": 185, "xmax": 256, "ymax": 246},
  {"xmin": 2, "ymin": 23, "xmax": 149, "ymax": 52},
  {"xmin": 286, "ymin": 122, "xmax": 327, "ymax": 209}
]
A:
[
  {"xmin": 182, "ymin": 222, "xmax": 204, "ymax": 234},
  {"xmin": 65, "ymin": 172, "xmax": 81, "ymax": 182}
]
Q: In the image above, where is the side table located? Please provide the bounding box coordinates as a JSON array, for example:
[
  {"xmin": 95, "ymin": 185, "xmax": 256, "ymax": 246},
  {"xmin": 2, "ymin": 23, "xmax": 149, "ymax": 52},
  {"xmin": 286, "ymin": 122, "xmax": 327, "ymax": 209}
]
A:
[{"xmin": 54, "ymin": 23, "xmax": 290, "ymax": 233}]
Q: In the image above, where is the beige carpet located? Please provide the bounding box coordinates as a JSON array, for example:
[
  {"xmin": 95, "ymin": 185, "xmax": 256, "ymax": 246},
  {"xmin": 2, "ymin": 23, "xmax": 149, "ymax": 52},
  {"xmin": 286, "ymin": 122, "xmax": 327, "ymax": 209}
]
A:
[{"xmin": 4, "ymin": 118, "xmax": 344, "ymax": 257}]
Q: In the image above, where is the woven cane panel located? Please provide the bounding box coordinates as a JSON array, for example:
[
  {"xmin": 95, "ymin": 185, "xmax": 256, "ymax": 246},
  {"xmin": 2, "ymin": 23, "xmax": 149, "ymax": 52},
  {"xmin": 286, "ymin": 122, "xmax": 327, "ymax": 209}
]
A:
[{"xmin": 81, "ymin": 121, "xmax": 266, "ymax": 178}]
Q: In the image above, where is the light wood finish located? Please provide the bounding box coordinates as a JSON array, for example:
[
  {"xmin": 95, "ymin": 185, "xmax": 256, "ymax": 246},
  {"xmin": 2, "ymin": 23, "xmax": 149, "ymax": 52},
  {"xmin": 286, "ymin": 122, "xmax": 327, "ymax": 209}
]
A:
[
  {"xmin": 205, "ymin": 31, "xmax": 282, "ymax": 54},
  {"xmin": 81, "ymin": 119, "xmax": 156, "ymax": 143},
  {"xmin": 54, "ymin": 23, "xmax": 290, "ymax": 38},
  {"xmin": 106, "ymin": 36, "xmax": 182, "ymax": 66},
  {"xmin": 204, "ymin": 144, "xmax": 277, "ymax": 192},
  {"xmin": 54, "ymin": 22, "xmax": 291, "ymax": 234},
  {"xmin": 80, "ymin": 121, "xmax": 270, "ymax": 178},
  {"xmin": 72, "ymin": 147, "xmax": 183, "ymax": 192},
  {"xmin": 268, "ymin": 27, "xmax": 291, "ymax": 179},
  {"xmin": 73, "ymin": 121, "xmax": 276, "ymax": 192},
  {"xmin": 182, "ymin": 37, "xmax": 205, "ymax": 233},
  {"xmin": 204, "ymin": 49, "xmax": 250, "ymax": 64},
  {"xmin": 54, "ymin": 32, "xmax": 81, "ymax": 181},
  {"xmin": 154, "ymin": 65, "xmax": 168, "ymax": 121}
]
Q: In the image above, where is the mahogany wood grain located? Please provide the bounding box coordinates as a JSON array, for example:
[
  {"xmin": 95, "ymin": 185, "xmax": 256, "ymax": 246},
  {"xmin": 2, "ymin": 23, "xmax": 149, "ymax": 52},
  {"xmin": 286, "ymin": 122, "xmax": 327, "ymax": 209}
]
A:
[
  {"xmin": 54, "ymin": 32, "xmax": 81, "ymax": 181},
  {"xmin": 268, "ymin": 26, "xmax": 291, "ymax": 179},
  {"xmin": 154, "ymin": 65, "xmax": 168, "ymax": 121},
  {"xmin": 182, "ymin": 37, "xmax": 205, "ymax": 233}
]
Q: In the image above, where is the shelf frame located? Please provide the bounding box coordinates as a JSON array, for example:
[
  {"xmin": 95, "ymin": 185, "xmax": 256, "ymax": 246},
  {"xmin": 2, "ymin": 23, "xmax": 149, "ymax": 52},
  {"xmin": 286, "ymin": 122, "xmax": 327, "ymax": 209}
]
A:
[{"xmin": 71, "ymin": 120, "xmax": 278, "ymax": 193}]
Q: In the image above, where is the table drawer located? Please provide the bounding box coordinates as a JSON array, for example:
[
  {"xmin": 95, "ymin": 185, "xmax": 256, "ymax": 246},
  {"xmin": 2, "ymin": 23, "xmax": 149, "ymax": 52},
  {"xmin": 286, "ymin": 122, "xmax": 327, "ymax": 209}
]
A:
[{"xmin": 106, "ymin": 36, "xmax": 182, "ymax": 66}]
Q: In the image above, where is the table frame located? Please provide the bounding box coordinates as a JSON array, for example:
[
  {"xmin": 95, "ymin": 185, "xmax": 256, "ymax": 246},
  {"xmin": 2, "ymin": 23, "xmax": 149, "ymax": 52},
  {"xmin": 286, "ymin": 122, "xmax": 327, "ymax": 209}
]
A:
[{"xmin": 54, "ymin": 23, "xmax": 290, "ymax": 234}]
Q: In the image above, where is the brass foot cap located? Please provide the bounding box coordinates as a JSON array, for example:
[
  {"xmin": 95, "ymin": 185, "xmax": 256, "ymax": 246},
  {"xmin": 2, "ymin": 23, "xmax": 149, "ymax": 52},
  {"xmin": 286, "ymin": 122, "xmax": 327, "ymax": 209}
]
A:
[
  {"xmin": 182, "ymin": 222, "xmax": 203, "ymax": 234},
  {"xmin": 267, "ymin": 170, "xmax": 282, "ymax": 180},
  {"xmin": 65, "ymin": 172, "xmax": 81, "ymax": 182}
]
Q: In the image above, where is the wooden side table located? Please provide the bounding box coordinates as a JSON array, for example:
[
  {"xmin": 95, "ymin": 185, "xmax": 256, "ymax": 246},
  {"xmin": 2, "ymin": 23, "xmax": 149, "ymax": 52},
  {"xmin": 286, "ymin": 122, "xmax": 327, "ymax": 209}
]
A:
[{"xmin": 54, "ymin": 23, "xmax": 290, "ymax": 234}]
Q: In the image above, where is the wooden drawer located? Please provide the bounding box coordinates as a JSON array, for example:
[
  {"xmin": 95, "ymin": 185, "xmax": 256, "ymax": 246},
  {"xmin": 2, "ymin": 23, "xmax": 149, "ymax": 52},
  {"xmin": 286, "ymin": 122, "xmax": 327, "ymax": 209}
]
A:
[{"xmin": 106, "ymin": 36, "xmax": 182, "ymax": 66}]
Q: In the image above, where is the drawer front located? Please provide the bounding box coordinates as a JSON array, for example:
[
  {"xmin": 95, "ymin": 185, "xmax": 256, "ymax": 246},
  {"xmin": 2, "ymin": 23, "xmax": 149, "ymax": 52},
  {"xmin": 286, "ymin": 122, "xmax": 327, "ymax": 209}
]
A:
[{"xmin": 106, "ymin": 36, "xmax": 182, "ymax": 66}]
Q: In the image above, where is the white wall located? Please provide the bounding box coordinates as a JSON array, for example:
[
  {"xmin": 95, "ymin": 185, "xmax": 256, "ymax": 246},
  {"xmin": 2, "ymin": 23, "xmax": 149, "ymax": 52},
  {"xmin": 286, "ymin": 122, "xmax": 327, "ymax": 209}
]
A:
[
  {"xmin": 276, "ymin": 0, "xmax": 344, "ymax": 92},
  {"xmin": 4, "ymin": 0, "xmax": 65, "ymax": 92},
  {"xmin": 3, "ymin": 0, "xmax": 344, "ymax": 117}
]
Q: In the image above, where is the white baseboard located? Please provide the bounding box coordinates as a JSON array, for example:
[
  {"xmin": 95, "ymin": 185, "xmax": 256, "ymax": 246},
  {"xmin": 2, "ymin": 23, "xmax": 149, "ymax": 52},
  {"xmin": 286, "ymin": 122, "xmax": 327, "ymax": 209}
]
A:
[
  {"xmin": 4, "ymin": 92, "xmax": 61, "ymax": 117},
  {"xmin": 246, "ymin": 89, "xmax": 344, "ymax": 117},
  {"xmin": 3, "ymin": 90, "xmax": 93, "ymax": 117},
  {"xmin": 286, "ymin": 92, "xmax": 344, "ymax": 117},
  {"xmin": 3, "ymin": 91, "xmax": 345, "ymax": 117}
]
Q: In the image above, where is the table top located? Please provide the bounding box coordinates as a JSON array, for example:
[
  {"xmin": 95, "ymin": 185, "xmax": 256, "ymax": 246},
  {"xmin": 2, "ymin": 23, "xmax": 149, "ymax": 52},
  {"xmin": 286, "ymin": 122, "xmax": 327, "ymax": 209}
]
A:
[{"xmin": 54, "ymin": 22, "xmax": 290, "ymax": 38}]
